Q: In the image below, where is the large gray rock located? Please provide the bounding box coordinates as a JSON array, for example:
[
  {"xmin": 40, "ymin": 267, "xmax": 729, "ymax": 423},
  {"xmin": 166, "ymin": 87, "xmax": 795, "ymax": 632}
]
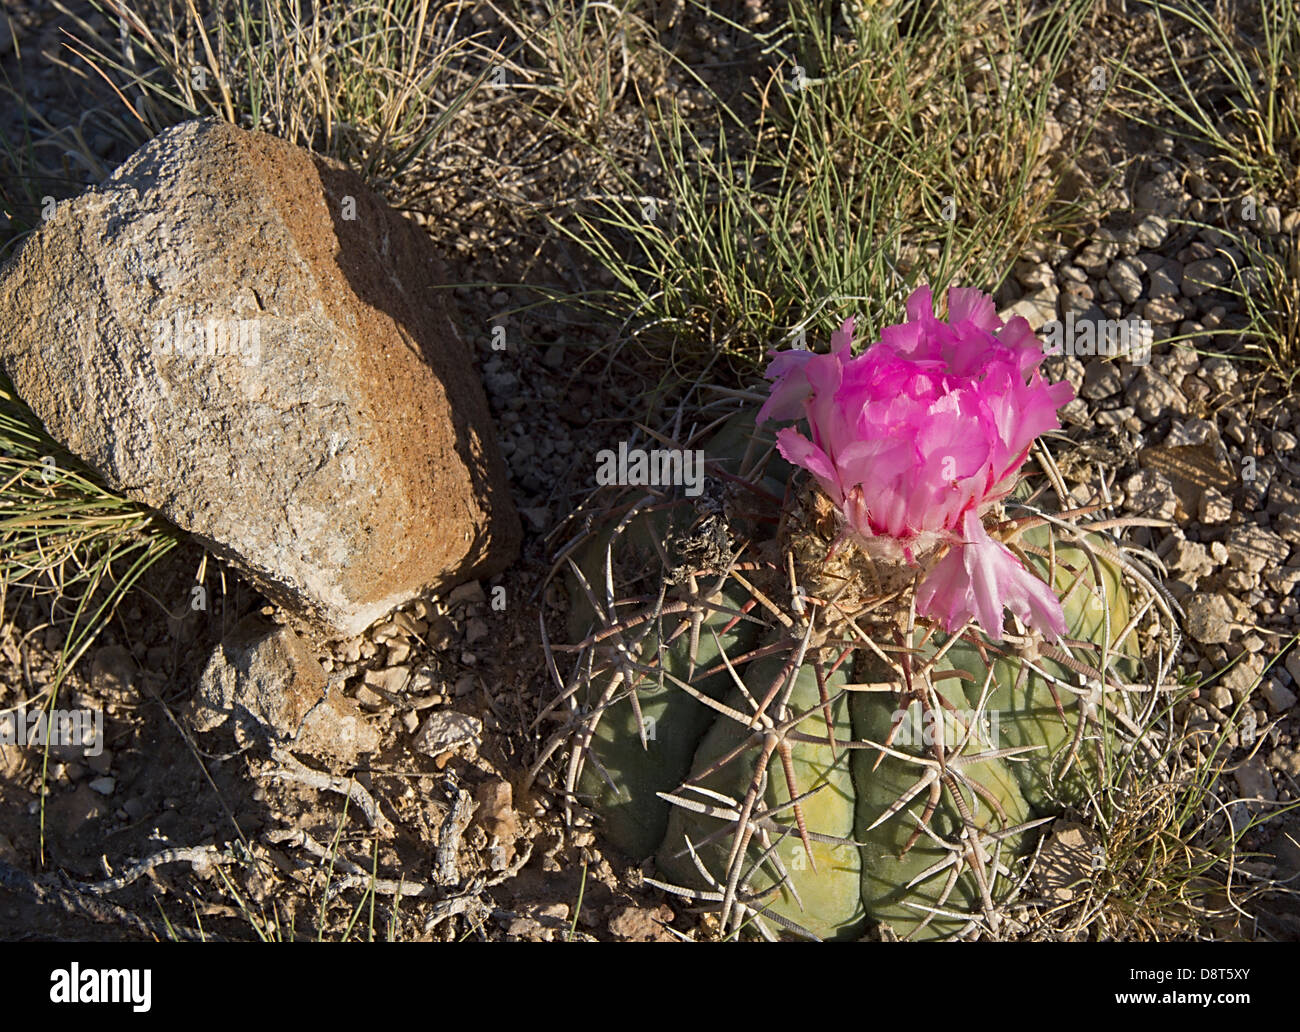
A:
[{"xmin": 0, "ymin": 119, "xmax": 519, "ymax": 636}]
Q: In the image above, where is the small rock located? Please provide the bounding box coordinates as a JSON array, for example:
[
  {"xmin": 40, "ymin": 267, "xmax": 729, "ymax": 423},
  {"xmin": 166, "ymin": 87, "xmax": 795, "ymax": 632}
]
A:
[
  {"xmin": 353, "ymin": 685, "xmax": 388, "ymax": 710},
  {"xmin": 296, "ymin": 691, "xmax": 382, "ymax": 763},
  {"xmin": 88, "ymin": 777, "xmax": 116, "ymax": 796},
  {"xmin": 474, "ymin": 778, "xmax": 522, "ymax": 863},
  {"xmin": 1272, "ymin": 746, "xmax": 1300, "ymax": 778},
  {"xmin": 1147, "ymin": 264, "xmax": 1180, "ymax": 298},
  {"xmin": 1234, "ymin": 757, "xmax": 1276, "ymax": 802},
  {"xmin": 1165, "ymin": 537, "xmax": 1214, "ymax": 582},
  {"xmin": 1225, "ymin": 525, "xmax": 1291, "ymax": 575},
  {"xmin": 1014, "ymin": 260, "xmax": 1055, "ymax": 290},
  {"xmin": 1134, "ymin": 171, "xmax": 1190, "ymax": 217},
  {"xmin": 1184, "ymin": 594, "xmax": 1235, "ymax": 644},
  {"xmin": 447, "ymin": 580, "xmax": 486, "ymax": 606},
  {"xmin": 519, "ymin": 506, "xmax": 550, "ymax": 533},
  {"xmin": 608, "ymin": 904, "xmax": 677, "ymax": 942},
  {"xmin": 1126, "ymin": 367, "xmax": 1187, "ymax": 423},
  {"xmin": 1074, "ymin": 244, "xmax": 1115, "ymax": 277},
  {"xmin": 1035, "ymin": 820, "xmax": 1102, "ymax": 903},
  {"xmin": 1182, "ymin": 258, "xmax": 1229, "ymax": 297},
  {"xmin": 1221, "ymin": 653, "xmax": 1264, "ymax": 701},
  {"xmin": 1259, "ymin": 675, "xmax": 1297, "ymax": 713},
  {"xmin": 191, "ymin": 617, "xmax": 328, "ymax": 739},
  {"xmin": 1123, "ymin": 469, "xmax": 1177, "ymax": 519},
  {"xmin": 1286, "ymin": 650, "xmax": 1300, "ymax": 691},
  {"xmin": 1198, "ymin": 356, "xmax": 1238, "ymax": 393},
  {"xmin": 1140, "ymin": 297, "xmax": 1184, "ymax": 324},
  {"xmin": 1133, "ymin": 214, "xmax": 1168, "ymax": 250},
  {"xmin": 1080, "ymin": 360, "xmax": 1123, "ymax": 400},
  {"xmin": 413, "ymin": 710, "xmax": 482, "ymax": 760},
  {"xmin": 1106, "ymin": 258, "xmax": 1144, "ymax": 304},
  {"xmin": 1207, "ymin": 684, "xmax": 1233, "ymax": 710},
  {"xmin": 364, "ymin": 665, "xmax": 411, "ymax": 694},
  {"xmin": 1001, "ymin": 291, "xmax": 1058, "ymax": 331},
  {"xmin": 1198, "ymin": 487, "xmax": 1233, "ymax": 525},
  {"xmin": 1264, "ymin": 565, "xmax": 1300, "ymax": 595},
  {"xmin": 465, "ymin": 617, "xmax": 490, "ymax": 644}
]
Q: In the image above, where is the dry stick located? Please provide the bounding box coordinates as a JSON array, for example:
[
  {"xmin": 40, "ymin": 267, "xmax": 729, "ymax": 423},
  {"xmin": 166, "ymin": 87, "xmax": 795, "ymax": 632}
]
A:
[
  {"xmin": 435, "ymin": 789, "xmax": 475, "ymax": 886},
  {"xmin": 72, "ymin": 845, "xmax": 232, "ymax": 895},
  {"xmin": 265, "ymin": 748, "xmax": 393, "ymax": 834},
  {"xmin": 0, "ymin": 858, "xmax": 212, "ymax": 941}
]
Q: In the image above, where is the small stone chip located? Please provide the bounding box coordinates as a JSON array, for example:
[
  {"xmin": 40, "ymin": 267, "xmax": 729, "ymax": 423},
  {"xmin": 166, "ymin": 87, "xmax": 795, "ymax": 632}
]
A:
[{"xmin": 413, "ymin": 710, "xmax": 482, "ymax": 759}]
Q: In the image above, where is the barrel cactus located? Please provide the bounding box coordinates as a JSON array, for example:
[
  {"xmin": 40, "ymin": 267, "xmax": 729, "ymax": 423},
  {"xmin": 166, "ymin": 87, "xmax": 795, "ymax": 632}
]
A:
[{"xmin": 551, "ymin": 286, "xmax": 1166, "ymax": 940}]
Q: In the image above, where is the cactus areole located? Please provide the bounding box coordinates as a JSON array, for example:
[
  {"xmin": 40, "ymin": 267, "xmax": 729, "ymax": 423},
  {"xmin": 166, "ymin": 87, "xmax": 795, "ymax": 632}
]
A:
[{"xmin": 559, "ymin": 287, "xmax": 1144, "ymax": 940}]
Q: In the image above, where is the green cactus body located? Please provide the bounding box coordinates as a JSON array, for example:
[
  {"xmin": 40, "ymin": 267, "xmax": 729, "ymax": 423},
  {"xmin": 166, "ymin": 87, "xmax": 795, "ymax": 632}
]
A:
[
  {"xmin": 561, "ymin": 411, "xmax": 1141, "ymax": 939},
  {"xmin": 565, "ymin": 511, "xmax": 763, "ymax": 859},
  {"xmin": 850, "ymin": 683, "xmax": 1033, "ymax": 940},
  {"xmin": 658, "ymin": 647, "xmax": 865, "ymax": 940}
]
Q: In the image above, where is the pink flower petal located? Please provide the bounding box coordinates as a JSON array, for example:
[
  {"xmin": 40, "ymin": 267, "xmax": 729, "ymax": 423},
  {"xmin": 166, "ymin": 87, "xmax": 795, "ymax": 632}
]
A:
[
  {"xmin": 946, "ymin": 286, "xmax": 1000, "ymax": 332},
  {"xmin": 915, "ymin": 511, "xmax": 1066, "ymax": 642}
]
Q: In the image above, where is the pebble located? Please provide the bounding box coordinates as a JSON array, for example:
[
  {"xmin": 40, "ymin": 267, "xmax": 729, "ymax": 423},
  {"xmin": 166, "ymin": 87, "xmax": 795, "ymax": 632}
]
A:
[
  {"xmin": 1234, "ymin": 757, "xmax": 1276, "ymax": 802},
  {"xmin": 88, "ymin": 777, "xmax": 116, "ymax": 796},
  {"xmin": 1123, "ymin": 469, "xmax": 1177, "ymax": 518},
  {"xmin": 1184, "ymin": 593, "xmax": 1235, "ymax": 644},
  {"xmin": 1259, "ymin": 675, "xmax": 1297, "ymax": 713},
  {"xmin": 1181, "ymin": 258, "xmax": 1229, "ymax": 297},
  {"xmin": 1286, "ymin": 651, "xmax": 1300, "ymax": 692},
  {"xmin": 1000, "ymin": 292, "xmax": 1057, "ymax": 330},
  {"xmin": 413, "ymin": 710, "xmax": 482, "ymax": 759},
  {"xmin": 1165, "ymin": 537, "xmax": 1214, "ymax": 582},
  {"xmin": 448, "ymin": 580, "xmax": 487, "ymax": 605},
  {"xmin": 1014, "ymin": 260, "xmax": 1055, "ymax": 290},
  {"xmin": 1140, "ymin": 297, "xmax": 1183, "ymax": 324},
  {"xmin": 1265, "ymin": 565, "xmax": 1300, "ymax": 595},
  {"xmin": 1133, "ymin": 214, "xmax": 1169, "ymax": 249},
  {"xmin": 1134, "ymin": 171, "xmax": 1190, "ymax": 216},
  {"xmin": 1125, "ymin": 367, "xmax": 1186, "ymax": 423},
  {"xmin": 1221, "ymin": 653, "xmax": 1264, "ymax": 701},
  {"xmin": 1080, "ymin": 360, "xmax": 1122, "ymax": 400},
  {"xmin": 1201, "ymin": 359, "xmax": 1240, "ymax": 397},
  {"xmin": 364, "ymin": 665, "xmax": 411, "ymax": 694},
  {"xmin": 1225, "ymin": 525, "xmax": 1291, "ymax": 575},
  {"xmin": 1147, "ymin": 263, "xmax": 1180, "ymax": 298},
  {"xmin": 1106, "ymin": 258, "xmax": 1144, "ymax": 304}
]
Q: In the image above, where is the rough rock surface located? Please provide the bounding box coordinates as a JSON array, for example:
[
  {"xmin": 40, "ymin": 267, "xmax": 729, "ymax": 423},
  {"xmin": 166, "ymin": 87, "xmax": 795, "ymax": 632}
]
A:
[
  {"xmin": 0, "ymin": 118, "xmax": 519, "ymax": 637},
  {"xmin": 191, "ymin": 615, "xmax": 379, "ymax": 763}
]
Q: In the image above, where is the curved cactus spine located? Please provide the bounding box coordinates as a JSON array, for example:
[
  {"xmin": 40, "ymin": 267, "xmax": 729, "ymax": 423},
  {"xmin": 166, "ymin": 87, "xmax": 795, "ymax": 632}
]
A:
[{"xmin": 551, "ymin": 400, "xmax": 1166, "ymax": 940}]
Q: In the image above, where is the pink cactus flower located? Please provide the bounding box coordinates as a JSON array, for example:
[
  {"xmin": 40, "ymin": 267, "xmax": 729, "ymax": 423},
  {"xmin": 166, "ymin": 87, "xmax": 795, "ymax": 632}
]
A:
[{"xmin": 757, "ymin": 285, "xmax": 1075, "ymax": 642}]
